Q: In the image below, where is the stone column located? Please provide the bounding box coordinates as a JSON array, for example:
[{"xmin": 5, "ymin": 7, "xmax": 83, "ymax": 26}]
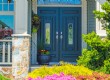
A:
[
  {"xmin": 12, "ymin": 34, "xmax": 30, "ymax": 79},
  {"xmin": 12, "ymin": 0, "xmax": 31, "ymax": 79}
]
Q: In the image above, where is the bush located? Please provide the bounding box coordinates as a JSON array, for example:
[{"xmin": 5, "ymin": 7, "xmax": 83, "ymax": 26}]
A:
[
  {"xmin": 77, "ymin": 32, "xmax": 110, "ymax": 73},
  {"xmin": 0, "ymin": 74, "xmax": 10, "ymax": 80},
  {"xmin": 76, "ymin": 72, "xmax": 110, "ymax": 80},
  {"xmin": 28, "ymin": 62, "xmax": 93, "ymax": 78}
]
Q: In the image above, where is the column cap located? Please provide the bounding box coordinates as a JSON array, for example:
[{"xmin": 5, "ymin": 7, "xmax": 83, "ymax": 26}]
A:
[{"xmin": 12, "ymin": 34, "xmax": 31, "ymax": 37}]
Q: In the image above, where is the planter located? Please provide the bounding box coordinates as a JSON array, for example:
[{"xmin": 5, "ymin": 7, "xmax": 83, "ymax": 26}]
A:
[{"xmin": 37, "ymin": 54, "xmax": 51, "ymax": 65}]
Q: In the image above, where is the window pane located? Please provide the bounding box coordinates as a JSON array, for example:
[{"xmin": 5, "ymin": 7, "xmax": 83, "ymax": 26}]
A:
[
  {"xmin": 45, "ymin": 23, "xmax": 50, "ymax": 44},
  {"xmin": 10, "ymin": 0, "xmax": 14, "ymax": 3},
  {"xmin": 0, "ymin": 4, "xmax": 2, "ymax": 11},
  {"xmin": 0, "ymin": 0, "xmax": 2, "ymax": 3},
  {"xmin": 0, "ymin": 15, "xmax": 14, "ymax": 29},
  {"xmin": 3, "ymin": 4, "xmax": 8, "ymax": 11},
  {"xmin": 68, "ymin": 23, "xmax": 73, "ymax": 45},
  {"xmin": 9, "ymin": 4, "xmax": 14, "ymax": 11},
  {"xmin": 3, "ymin": 0, "xmax": 7, "ymax": 3},
  {"xmin": 38, "ymin": 0, "xmax": 81, "ymax": 5}
]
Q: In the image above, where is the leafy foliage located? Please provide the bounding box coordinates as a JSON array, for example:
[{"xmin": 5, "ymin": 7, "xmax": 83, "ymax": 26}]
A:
[
  {"xmin": 77, "ymin": 0, "xmax": 110, "ymax": 74},
  {"xmin": 28, "ymin": 62, "xmax": 93, "ymax": 78},
  {"xmin": 93, "ymin": 0, "xmax": 110, "ymax": 39},
  {"xmin": 0, "ymin": 74, "xmax": 10, "ymax": 80},
  {"xmin": 32, "ymin": 13, "xmax": 40, "ymax": 33},
  {"xmin": 77, "ymin": 32, "xmax": 110, "ymax": 73}
]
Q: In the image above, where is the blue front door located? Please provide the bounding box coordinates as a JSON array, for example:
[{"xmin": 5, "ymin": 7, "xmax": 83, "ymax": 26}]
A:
[{"xmin": 38, "ymin": 7, "xmax": 81, "ymax": 62}]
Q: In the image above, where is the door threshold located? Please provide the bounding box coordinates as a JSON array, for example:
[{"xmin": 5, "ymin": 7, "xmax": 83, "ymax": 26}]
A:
[
  {"xmin": 49, "ymin": 62, "xmax": 77, "ymax": 65},
  {"xmin": 31, "ymin": 62, "xmax": 77, "ymax": 66}
]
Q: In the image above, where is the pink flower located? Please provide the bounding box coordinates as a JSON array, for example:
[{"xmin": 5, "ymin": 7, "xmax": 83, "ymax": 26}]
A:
[{"xmin": 27, "ymin": 73, "xmax": 76, "ymax": 80}]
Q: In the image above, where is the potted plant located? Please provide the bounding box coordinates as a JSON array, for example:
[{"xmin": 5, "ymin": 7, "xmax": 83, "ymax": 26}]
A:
[
  {"xmin": 37, "ymin": 45, "xmax": 51, "ymax": 65},
  {"xmin": 32, "ymin": 13, "xmax": 40, "ymax": 33}
]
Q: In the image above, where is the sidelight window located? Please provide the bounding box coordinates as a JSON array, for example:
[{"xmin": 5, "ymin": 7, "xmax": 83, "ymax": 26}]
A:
[
  {"xmin": 68, "ymin": 23, "xmax": 73, "ymax": 45},
  {"xmin": 45, "ymin": 23, "xmax": 50, "ymax": 44}
]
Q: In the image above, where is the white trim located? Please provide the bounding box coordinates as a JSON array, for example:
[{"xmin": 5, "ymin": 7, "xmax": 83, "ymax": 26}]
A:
[
  {"xmin": 96, "ymin": 0, "xmax": 106, "ymax": 37},
  {"xmin": 14, "ymin": 0, "xmax": 28, "ymax": 34},
  {"xmin": 82, "ymin": 0, "xmax": 87, "ymax": 49},
  {"xmin": 0, "ymin": 12, "xmax": 14, "ymax": 15},
  {"xmin": 12, "ymin": 34, "xmax": 31, "ymax": 37}
]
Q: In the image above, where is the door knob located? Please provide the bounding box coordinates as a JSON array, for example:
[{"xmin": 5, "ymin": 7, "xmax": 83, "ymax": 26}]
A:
[
  {"xmin": 56, "ymin": 32, "xmax": 58, "ymax": 39},
  {"xmin": 60, "ymin": 32, "xmax": 63, "ymax": 39}
]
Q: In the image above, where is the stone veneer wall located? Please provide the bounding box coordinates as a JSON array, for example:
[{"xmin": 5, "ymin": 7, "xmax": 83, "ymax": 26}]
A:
[
  {"xmin": 0, "ymin": 67, "xmax": 14, "ymax": 79},
  {"xmin": 12, "ymin": 35, "xmax": 30, "ymax": 79}
]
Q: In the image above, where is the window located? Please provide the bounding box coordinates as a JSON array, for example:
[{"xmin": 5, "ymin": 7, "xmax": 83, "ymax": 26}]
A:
[
  {"xmin": 68, "ymin": 23, "xmax": 73, "ymax": 45},
  {"xmin": 38, "ymin": 0, "xmax": 81, "ymax": 5},
  {"xmin": 0, "ymin": 15, "xmax": 14, "ymax": 29},
  {"xmin": 0, "ymin": 0, "xmax": 14, "ymax": 11},
  {"xmin": 0, "ymin": 0, "xmax": 14, "ymax": 39},
  {"xmin": 45, "ymin": 23, "xmax": 50, "ymax": 44}
]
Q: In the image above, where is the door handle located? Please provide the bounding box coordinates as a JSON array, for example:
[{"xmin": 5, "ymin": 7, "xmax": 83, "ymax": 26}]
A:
[
  {"xmin": 56, "ymin": 32, "xmax": 58, "ymax": 39},
  {"xmin": 60, "ymin": 32, "xmax": 63, "ymax": 39}
]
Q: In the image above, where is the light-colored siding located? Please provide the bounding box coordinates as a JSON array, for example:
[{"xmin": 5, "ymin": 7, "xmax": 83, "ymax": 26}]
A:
[{"xmin": 87, "ymin": 0, "xmax": 96, "ymax": 33}]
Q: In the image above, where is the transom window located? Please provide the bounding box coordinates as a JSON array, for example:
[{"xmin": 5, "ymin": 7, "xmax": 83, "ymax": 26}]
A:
[
  {"xmin": 38, "ymin": 0, "xmax": 81, "ymax": 5},
  {"xmin": 0, "ymin": 0, "xmax": 14, "ymax": 11}
]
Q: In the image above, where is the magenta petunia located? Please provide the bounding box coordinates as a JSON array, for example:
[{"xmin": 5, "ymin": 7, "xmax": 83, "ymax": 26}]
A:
[{"xmin": 27, "ymin": 73, "xmax": 76, "ymax": 80}]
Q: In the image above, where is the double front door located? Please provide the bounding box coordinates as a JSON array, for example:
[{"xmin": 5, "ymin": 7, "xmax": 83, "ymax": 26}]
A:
[{"xmin": 37, "ymin": 7, "xmax": 81, "ymax": 62}]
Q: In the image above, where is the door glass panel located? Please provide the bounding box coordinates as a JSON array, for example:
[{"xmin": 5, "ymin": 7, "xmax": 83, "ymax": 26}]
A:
[
  {"xmin": 68, "ymin": 23, "xmax": 73, "ymax": 45},
  {"xmin": 38, "ymin": 0, "xmax": 81, "ymax": 5},
  {"xmin": 45, "ymin": 23, "xmax": 50, "ymax": 44}
]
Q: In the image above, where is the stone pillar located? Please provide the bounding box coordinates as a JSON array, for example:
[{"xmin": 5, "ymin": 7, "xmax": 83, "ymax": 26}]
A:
[
  {"xmin": 12, "ymin": 0, "xmax": 30, "ymax": 79},
  {"xmin": 12, "ymin": 34, "xmax": 30, "ymax": 79}
]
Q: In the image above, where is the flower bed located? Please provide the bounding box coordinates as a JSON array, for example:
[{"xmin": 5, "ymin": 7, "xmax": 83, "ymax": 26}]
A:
[
  {"xmin": 27, "ymin": 63, "xmax": 110, "ymax": 80},
  {"xmin": 27, "ymin": 73, "xmax": 76, "ymax": 80},
  {"xmin": 28, "ymin": 63, "xmax": 93, "ymax": 78},
  {"xmin": 27, "ymin": 72, "xmax": 110, "ymax": 80}
]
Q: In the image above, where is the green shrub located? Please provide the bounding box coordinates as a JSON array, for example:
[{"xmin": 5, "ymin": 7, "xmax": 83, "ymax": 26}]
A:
[
  {"xmin": 0, "ymin": 74, "xmax": 10, "ymax": 80},
  {"xmin": 77, "ymin": 0, "xmax": 110, "ymax": 74},
  {"xmin": 77, "ymin": 32, "xmax": 110, "ymax": 73},
  {"xmin": 28, "ymin": 62, "xmax": 93, "ymax": 78}
]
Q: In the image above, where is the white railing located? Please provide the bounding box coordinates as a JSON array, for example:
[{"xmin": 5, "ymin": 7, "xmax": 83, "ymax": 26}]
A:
[{"xmin": 0, "ymin": 40, "xmax": 12, "ymax": 65}]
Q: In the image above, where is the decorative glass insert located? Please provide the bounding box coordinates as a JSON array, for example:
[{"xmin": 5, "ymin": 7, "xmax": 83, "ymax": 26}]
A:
[
  {"xmin": 38, "ymin": 0, "xmax": 81, "ymax": 5},
  {"xmin": 0, "ymin": 0, "xmax": 14, "ymax": 11},
  {"xmin": 45, "ymin": 23, "xmax": 50, "ymax": 44},
  {"xmin": 0, "ymin": 15, "xmax": 14, "ymax": 29},
  {"xmin": 68, "ymin": 23, "xmax": 73, "ymax": 45}
]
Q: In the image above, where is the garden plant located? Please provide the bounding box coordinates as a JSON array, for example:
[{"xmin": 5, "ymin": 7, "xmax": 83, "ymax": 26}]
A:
[
  {"xmin": 26, "ymin": 62, "xmax": 110, "ymax": 80},
  {"xmin": 77, "ymin": 0, "xmax": 110, "ymax": 74}
]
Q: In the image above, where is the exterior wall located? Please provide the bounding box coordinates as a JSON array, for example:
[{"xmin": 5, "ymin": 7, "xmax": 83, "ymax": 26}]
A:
[
  {"xmin": 87, "ymin": 0, "xmax": 96, "ymax": 33},
  {"xmin": 96, "ymin": 0, "xmax": 106, "ymax": 37}
]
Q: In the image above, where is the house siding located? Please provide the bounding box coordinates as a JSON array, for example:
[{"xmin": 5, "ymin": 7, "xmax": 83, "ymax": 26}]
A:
[{"xmin": 87, "ymin": 0, "xmax": 96, "ymax": 33}]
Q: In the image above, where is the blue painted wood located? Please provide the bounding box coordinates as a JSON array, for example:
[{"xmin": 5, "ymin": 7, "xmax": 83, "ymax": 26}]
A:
[
  {"xmin": 38, "ymin": 7, "xmax": 81, "ymax": 62},
  {"xmin": 59, "ymin": 8, "xmax": 81, "ymax": 62},
  {"xmin": 38, "ymin": 7, "xmax": 59, "ymax": 61},
  {"xmin": 38, "ymin": 0, "xmax": 81, "ymax": 5}
]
